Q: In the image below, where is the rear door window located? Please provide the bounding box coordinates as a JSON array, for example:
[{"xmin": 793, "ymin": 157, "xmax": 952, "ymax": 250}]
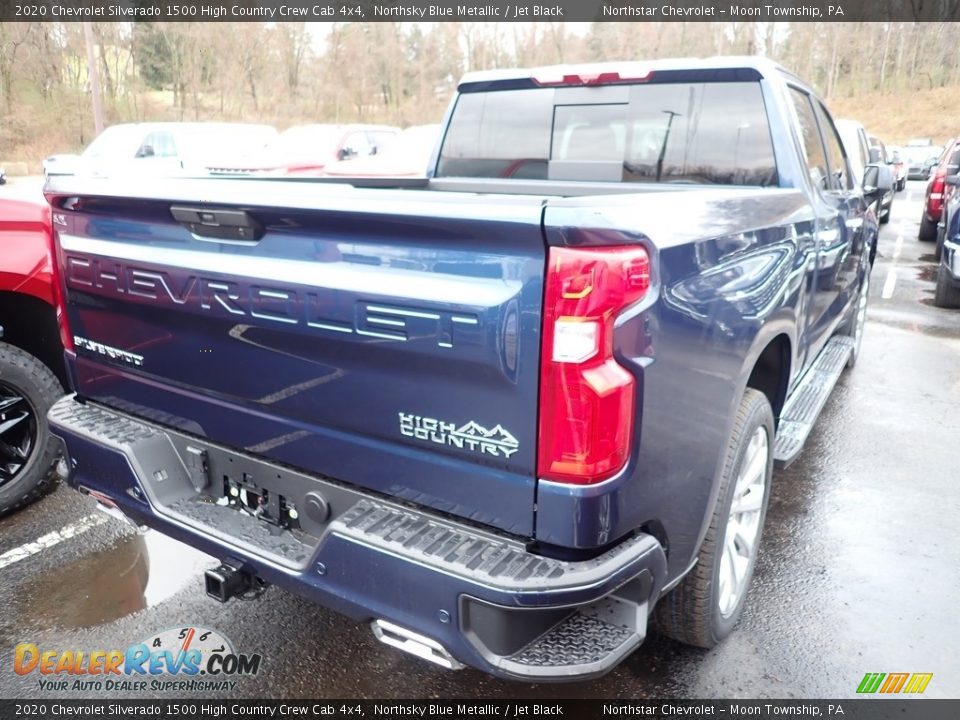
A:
[
  {"xmin": 788, "ymin": 89, "xmax": 830, "ymax": 191},
  {"xmin": 813, "ymin": 101, "xmax": 852, "ymax": 191},
  {"xmin": 437, "ymin": 81, "xmax": 778, "ymax": 186}
]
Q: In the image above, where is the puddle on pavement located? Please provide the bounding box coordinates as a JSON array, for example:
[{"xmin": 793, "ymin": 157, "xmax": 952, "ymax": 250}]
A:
[
  {"xmin": 15, "ymin": 531, "xmax": 215, "ymax": 630},
  {"xmin": 917, "ymin": 265, "xmax": 939, "ymax": 282}
]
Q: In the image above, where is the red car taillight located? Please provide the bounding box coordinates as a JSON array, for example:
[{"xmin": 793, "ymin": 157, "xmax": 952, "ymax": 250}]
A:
[
  {"xmin": 537, "ymin": 245, "xmax": 651, "ymax": 484},
  {"xmin": 929, "ymin": 173, "xmax": 946, "ymax": 219},
  {"xmin": 44, "ymin": 210, "xmax": 74, "ymax": 353}
]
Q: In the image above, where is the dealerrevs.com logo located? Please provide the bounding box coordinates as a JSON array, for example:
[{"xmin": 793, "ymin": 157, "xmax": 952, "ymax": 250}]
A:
[
  {"xmin": 14, "ymin": 626, "xmax": 262, "ymax": 693},
  {"xmin": 856, "ymin": 672, "xmax": 933, "ymax": 694}
]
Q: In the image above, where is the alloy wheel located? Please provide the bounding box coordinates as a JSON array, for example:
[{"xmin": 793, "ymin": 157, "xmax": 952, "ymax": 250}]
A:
[
  {"xmin": 0, "ymin": 382, "xmax": 38, "ymax": 488},
  {"xmin": 718, "ymin": 425, "xmax": 768, "ymax": 618}
]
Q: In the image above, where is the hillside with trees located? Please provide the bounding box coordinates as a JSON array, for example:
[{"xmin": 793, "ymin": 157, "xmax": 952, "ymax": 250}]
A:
[{"xmin": 2, "ymin": 21, "xmax": 959, "ymax": 169}]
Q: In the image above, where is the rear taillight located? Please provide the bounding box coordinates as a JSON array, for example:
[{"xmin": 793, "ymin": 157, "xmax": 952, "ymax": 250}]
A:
[
  {"xmin": 44, "ymin": 208, "xmax": 74, "ymax": 353},
  {"xmin": 537, "ymin": 245, "xmax": 651, "ymax": 484},
  {"xmin": 929, "ymin": 174, "xmax": 946, "ymax": 218}
]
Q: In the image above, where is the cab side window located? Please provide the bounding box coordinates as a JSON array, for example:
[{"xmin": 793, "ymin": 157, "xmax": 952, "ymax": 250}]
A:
[{"xmin": 788, "ymin": 88, "xmax": 829, "ymax": 192}]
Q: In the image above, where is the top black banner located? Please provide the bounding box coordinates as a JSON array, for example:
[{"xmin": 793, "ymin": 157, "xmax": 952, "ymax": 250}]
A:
[
  {"xmin": 0, "ymin": 700, "xmax": 959, "ymax": 720},
  {"xmin": 2, "ymin": 0, "xmax": 960, "ymax": 23}
]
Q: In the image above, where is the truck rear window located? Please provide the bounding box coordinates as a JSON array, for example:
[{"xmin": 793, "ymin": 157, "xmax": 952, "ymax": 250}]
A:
[{"xmin": 437, "ymin": 82, "xmax": 778, "ymax": 186}]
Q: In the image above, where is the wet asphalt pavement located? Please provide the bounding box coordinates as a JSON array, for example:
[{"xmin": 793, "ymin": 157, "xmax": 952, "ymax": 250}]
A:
[{"xmin": 1, "ymin": 181, "xmax": 958, "ymax": 700}]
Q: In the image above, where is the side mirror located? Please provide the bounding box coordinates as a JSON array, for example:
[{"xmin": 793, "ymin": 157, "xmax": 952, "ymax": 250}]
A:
[
  {"xmin": 863, "ymin": 163, "xmax": 893, "ymax": 197},
  {"xmin": 946, "ymin": 174, "xmax": 960, "ymax": 187},
  {"xmin": 338, "ymin": 146, "xmax": 357, "ymax": 161},
  {"xmin": 136, "ymin": 144, "xmax": 155, "ymax": 158}
]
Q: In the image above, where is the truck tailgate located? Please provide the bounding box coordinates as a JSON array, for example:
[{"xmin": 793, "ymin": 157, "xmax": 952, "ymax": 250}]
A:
[{"xmin": 49, "ymin": 178, "xmax": 547, "ymax": 536}]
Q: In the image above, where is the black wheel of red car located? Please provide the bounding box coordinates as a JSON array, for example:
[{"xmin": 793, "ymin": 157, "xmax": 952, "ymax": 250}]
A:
[
  {"xmin": 919, "ymin": 214, "xmax": 938, "ymax": 242},
  {"xmin": 654, "ymin": 388, "xmax": 774, "ymax": 648},
  {"xmin": 0, "ymin": 342, "xmax": 63, "ymax": 516}
]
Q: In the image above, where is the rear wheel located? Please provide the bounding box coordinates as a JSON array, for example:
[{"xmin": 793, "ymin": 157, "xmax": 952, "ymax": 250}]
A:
[
  {"xmin": 919, "ymin": 214, "xmax": 938, "ymax": 242},
  {"xmin": 654, "ymin": 389, "xmax": 774, "ymax": 648},
  {"xmin": 934, "ymin": 263, "xmax": 960, "ymax": 309},
  {"xmin": 0, "ymin": 343, "xmax": 63, "ymax": 516}
]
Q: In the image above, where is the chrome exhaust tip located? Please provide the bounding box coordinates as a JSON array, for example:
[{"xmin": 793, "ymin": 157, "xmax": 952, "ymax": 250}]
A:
[{"xmin": 371, "ymin": 619, "xmax": 463, "ymax": 670}]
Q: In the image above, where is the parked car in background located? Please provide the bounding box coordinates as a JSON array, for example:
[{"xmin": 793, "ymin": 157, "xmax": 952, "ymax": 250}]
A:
[
  {"xmin": 0, "ymin": 166, "xmax": 6, "ymax": 185},
  {"xmin": 43, "ymin": 154, "xmax": 79, "ymax": 178},
  {"xmin": 935, "ymin": 174, "xmax": 960, "ymax": 307},
  {"xmin": 919, "ymin": 137, "xmax": 960, "ymax": 242},
  {"xmin": 885, "ymin": 145, "xmax": 907, "ymax": 191},
  {"xmin": 867, "ymin": 135, "xmax": 903, "ymax": 193},
  {"xmin": 208, "ymin": 124, "xmax": 399, "ymax": 177},
  {"xmin": 321, "ymin": 125, "xmax": 441, "ymax": 178},
  {"xmin": 43, "ymin": 122, "xmax": 278, "ymax": 179},
  {"xmin": 903, "ymin": 144, "xmax": 940, "ymax": 180},
  {"xmin": 837, "ymin": 119, "xmax": 893, "ymax": 228},
  {"xmin": 0, "ymin": 197, "xmax": 67, "ymax": 515}
]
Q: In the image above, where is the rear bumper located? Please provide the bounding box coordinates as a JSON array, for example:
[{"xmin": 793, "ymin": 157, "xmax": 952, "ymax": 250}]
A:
[
  {"xmin": 944, "ymin": 239, "xmax": 960, "ymax": 283},
  {"xmin": 48, "ymin": 395, "xmax": 667, "ymax": 681}
]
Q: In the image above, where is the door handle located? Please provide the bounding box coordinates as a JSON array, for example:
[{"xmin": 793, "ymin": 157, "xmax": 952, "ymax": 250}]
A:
[{"xmin": 171, "ymin": 205, "xmax": 264, "ymax": 243}]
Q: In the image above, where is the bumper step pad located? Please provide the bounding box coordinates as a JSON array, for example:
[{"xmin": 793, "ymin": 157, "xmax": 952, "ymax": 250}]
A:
[
  {"xmin": 774, "ymin": 335, "xmax": 854, "ymax": 467},
  {"xmin": 504, "ymin": 596, "xmax": 641, "ymax": 675},
  {"xmin": 334, "ymin": 499, "xmax": 664, "ymax": 594}
]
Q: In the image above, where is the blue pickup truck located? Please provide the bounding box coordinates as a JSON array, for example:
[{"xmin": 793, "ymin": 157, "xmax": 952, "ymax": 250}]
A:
[{"xmin": 44, "ymin": 58, "xmax": 887, "ymax": 681}]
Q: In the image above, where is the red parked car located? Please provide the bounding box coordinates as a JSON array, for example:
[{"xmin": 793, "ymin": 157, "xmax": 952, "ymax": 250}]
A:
[
  {"xmin": 919, "ymin": 137, "xmax": 960, "ymax": 241},
  {"xmin": 0, "ymin": 196, "xmax": 67, "ymax": 514},
  {"xmin": 207, "ymin": 124, "xmax": 399, "ymax": 177}
]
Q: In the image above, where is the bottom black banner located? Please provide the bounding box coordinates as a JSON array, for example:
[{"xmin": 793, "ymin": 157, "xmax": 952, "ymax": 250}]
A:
[{"xmin": 1, "ymin": 699, "xmax": 957, "ymax": 720}]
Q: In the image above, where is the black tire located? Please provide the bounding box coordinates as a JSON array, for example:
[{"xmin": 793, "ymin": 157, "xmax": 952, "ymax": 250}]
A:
[
  {"xmin": 654, "ymin": 388, "xmax": 774, "ymax": 648},
  {"xmin": 0, "ymin": 342, "xmax": 63, "ymax": 516},
  {"xmin": 934, "ymin": 263, "xmax": 960, "ymax": 309},
  {"xmin": 919, "ymin": 214, "xmax": 938, "ymax": 242}
]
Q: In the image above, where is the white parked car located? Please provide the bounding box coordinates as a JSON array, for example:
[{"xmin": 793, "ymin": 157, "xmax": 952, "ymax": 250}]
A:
[{"xmin": 43, "ymin": 122, "xmax": 278, "ymax": 179}]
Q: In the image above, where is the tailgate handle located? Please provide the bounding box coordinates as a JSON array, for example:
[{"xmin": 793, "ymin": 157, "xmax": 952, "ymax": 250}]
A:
[{"xmin": 171, "ymin": 206, "xmax": 264, "ymax": 243}]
